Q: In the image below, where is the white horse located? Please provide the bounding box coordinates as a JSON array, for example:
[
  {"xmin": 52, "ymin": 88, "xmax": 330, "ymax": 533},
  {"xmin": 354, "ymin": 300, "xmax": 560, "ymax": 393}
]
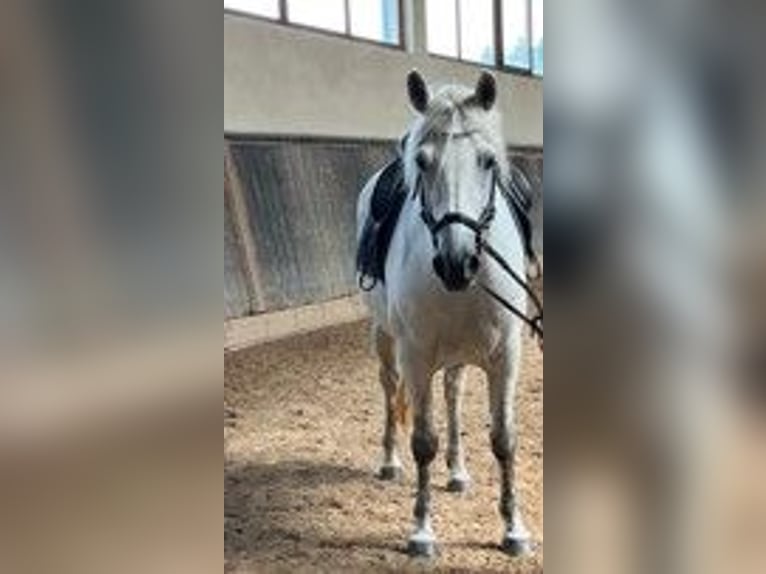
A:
[{"xmin": 356, "ymin": 70, "xmax": 534, "ymax": 557}]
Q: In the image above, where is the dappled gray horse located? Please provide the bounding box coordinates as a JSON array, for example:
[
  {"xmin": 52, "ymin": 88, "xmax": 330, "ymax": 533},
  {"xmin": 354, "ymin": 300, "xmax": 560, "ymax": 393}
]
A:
[{"xmin": 356, "ymin": 70, "xmax": 536, "ymax": 557}]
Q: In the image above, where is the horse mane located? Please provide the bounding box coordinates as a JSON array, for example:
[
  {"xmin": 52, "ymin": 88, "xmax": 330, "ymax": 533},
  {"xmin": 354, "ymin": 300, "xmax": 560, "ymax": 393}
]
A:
[{"xmin": 401, "ymin": 84, "xmax": 509, "ymax": 193}]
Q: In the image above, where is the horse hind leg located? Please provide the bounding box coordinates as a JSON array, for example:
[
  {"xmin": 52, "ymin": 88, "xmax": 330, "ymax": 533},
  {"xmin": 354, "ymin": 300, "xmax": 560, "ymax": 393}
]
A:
[
  {"xmin": 374, "ymin": 326, "xmax": 403, "ymax": 481},
  {"xmin": 444, "ymin": 365, "xmax": 471, "ymax": 493}
]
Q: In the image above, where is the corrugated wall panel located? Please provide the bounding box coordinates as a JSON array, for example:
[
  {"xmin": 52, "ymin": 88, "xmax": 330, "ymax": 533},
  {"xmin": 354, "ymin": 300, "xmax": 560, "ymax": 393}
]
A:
[
  {"xmin": 224, "ymin": 166, "xmax": 253, "ymax": 319},
  {"xmin": 510, "ymin": 150, "xmax": 544, "ymax": 255},
  {"xmin": 228, "ymin": 137, "xmax": 394, "ymax": 312}
]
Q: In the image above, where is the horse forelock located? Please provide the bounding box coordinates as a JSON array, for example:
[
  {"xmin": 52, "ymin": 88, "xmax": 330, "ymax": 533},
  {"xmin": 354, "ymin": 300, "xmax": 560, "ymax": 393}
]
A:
[{"xmin": 402, "ymin": 85, "xmax": 508, "ymax": 192}]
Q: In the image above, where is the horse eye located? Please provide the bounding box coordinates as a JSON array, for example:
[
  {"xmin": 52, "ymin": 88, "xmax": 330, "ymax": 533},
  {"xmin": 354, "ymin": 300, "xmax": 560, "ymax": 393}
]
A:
[
  {"xmin": 479, "ymin": 154, "xmax": 496, "ymax": 170},
  {"xmin": 416, "ymin": 150, "xmax": 431, "ymax": 171}
]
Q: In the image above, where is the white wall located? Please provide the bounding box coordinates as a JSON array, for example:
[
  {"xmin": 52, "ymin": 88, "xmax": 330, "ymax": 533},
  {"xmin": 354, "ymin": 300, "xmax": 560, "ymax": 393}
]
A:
[{"xmin": 224, "ymin": 13, "xmax": 543, "ymax": 146}]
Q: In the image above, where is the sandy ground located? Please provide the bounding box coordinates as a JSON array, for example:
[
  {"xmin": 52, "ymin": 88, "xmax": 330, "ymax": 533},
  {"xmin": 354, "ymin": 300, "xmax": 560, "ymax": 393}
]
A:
[{"xmin": 225, "ymin": 320, "xmax": 543, "ymax": 573}]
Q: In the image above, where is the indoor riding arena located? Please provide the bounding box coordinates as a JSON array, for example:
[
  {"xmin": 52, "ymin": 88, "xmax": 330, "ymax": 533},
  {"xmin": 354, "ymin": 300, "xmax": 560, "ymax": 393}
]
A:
[{"xmin": 224, "ymin": 2, "xmax": 544, "ymax": 572}]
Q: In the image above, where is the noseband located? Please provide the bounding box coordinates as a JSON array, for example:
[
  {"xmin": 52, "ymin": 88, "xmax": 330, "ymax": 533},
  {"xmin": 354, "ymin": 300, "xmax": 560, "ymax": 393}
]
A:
[
  {"xmin": 418, "ymin": 168, "xmax": 498, "ymax": 257},
  {"xmin": 414, "ymin": 141, "xmax": 544, "ymax": 342}
]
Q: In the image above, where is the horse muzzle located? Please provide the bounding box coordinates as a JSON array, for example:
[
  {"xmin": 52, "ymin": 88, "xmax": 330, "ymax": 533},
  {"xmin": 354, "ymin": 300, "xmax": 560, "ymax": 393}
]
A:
[{"xmin": 433, "ymin": 252, "xmax": 480, "ymax": 292}]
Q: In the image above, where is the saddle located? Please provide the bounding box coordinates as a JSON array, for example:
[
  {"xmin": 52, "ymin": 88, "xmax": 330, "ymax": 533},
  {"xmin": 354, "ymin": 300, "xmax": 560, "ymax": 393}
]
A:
[
  {"xmin": 356, "ymin": 155, "xmax": 537, "ymax": 290},
  {"xmin": 356, "ymin": 157, "xmax": 408, "ymax": 289}
]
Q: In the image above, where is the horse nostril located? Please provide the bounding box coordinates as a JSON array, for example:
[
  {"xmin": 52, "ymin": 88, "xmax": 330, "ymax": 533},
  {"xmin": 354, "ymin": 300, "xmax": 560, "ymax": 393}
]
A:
[
  {"xmin": 434, "ymin": 252, "xmax": 475, "ymax": 291},
  {"xmin": 466, "ymin": 254, "xmax": 480, "ymax": 276}
]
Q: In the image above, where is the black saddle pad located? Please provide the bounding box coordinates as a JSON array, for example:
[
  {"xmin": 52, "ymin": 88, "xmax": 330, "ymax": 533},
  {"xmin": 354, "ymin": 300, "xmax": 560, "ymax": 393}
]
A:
[{"xmin": 356, "ymin": 157, "xmax": 407, "ymax": 287}]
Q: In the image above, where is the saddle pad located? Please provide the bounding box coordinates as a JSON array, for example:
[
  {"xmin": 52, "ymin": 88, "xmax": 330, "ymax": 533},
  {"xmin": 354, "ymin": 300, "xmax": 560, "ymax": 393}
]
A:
[{"xmin": 356, "ymin": 157, "xmax": 408, "ymax": 287}]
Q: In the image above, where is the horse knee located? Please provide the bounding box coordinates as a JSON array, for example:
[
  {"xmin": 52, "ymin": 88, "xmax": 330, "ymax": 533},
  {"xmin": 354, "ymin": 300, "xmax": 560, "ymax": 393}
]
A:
[
  {"xmin": 411, "ymin": 428, "xmax": 438, "ymax": 466},
  {"xmin": 379, "ymin": 365, "xmax": 397, "ymax": 393}
]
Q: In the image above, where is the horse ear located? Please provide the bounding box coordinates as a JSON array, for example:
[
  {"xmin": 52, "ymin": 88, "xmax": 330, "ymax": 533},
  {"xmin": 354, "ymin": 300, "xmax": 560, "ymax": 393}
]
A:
[
  {"xmin": 475, "ymin": 71, "xmax": 497, "ymax": 110},
  {"xmin": 407, "ymin": 70, "xmax": 430, "ymax": 113}
]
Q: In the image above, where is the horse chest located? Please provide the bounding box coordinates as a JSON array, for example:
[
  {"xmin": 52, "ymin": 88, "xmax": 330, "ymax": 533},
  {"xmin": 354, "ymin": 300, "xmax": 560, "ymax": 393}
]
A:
[
  {"xmin": 434, "ymin": 313, "xmax": 503, "ymax": 366},
  {"xmin": 391, "ymin": 285, "xmax": 505, "ymax": 366}
]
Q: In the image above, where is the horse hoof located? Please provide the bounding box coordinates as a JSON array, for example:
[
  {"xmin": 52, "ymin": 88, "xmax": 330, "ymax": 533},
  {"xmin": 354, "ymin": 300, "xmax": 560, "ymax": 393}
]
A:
[
  {"xmin": 446, "ymin": 476, "xmax": 471, "ymax": 493},
  {"xmin": 377, "ymin": 465, "xmax": 403, "ymax": 481},
  {"xmin": 501, "ymin": 535, "xmax": 534, "ymax": 557},
  {"xmin": 407, "ymin": 537, "xmax": 437, "ymax": 558}
]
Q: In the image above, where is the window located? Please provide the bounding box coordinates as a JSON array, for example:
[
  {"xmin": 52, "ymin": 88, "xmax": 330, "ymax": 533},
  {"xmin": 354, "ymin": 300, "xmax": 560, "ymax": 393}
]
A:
[
  {"xmin": 288, "ymin": 0, "xmax": 346, "ymax": 33},
  {"xmin": 426, "ymin": 0, "xmax": 543, "ymax": 76},
  {"xmin": 460, "ymin": 0, "xmax": 495, "ymax": 65},
  {"xmin": 425, "ymin": 0, "xmax": 458, "ymax": 58},
  {"xmin": 426, "ymin": 0, "xmax": 494, "ymax": 65},
  {"xmin": 531, "ymin": 0, "xmax": 543, "ymax": 75},
  {"xmin": 502, "ymin": 0, "xmax": 529, "ymax": 70},
  {"xmin": 224, "ymin": 0, "xmax": 401, "ymax": 46},
  {"xmin": 224, "ymin": 0, "xmax": 279, "ymax": 20},
  {"xmin": 349, "ymin": 0, "xmax": 400, "ymax": 44}
]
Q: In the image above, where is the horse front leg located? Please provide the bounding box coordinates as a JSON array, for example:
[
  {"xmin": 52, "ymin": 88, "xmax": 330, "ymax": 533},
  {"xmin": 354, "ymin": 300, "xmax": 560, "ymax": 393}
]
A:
[
  {"xmin": 374, "ymin": 327, "xmax": 403, "ymax": 481},
  {"xmin": 402, "ymin": 354, "xmax": 438, "ymax": 557},
  {"xmin": 444, "ymin": 365, "xmax": 471, "ymax": 492},
  {"xmin": 488, "ymin": 344, "xmax": 533, "ymax": 556}
]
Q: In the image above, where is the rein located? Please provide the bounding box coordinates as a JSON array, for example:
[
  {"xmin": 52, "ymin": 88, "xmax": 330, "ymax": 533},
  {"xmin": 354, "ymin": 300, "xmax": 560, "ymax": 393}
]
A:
[{"xmin": 416, "ymin": 152, "xmax": 544, "ymax": 343}]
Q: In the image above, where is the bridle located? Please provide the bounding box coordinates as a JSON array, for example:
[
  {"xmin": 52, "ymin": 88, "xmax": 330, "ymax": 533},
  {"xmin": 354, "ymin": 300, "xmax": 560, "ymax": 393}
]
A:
[
  {"xmin": 417, "ymin": 152, "xmax": 497, "ymax": 263},
  {"xmin": 419, "ymin": 168, "xmax": 497, "ymax": 256},
  {"xmin": 415, "ymin": 132, "xmax": 544, "ymax": 343}
]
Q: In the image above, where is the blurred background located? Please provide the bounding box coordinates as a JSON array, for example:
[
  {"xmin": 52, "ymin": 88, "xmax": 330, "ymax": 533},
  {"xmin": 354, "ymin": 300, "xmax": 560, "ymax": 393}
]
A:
[
  {"xmin": 0, "ymin": 2, "xmax": 219, "ymax": 573},
  {"xmin": 1, "ymin": 0, "xmax": 765, "ymax": 572},
  {"xmin": 545, "ymin": 1, "xmax": 766, "ymax": 573}
]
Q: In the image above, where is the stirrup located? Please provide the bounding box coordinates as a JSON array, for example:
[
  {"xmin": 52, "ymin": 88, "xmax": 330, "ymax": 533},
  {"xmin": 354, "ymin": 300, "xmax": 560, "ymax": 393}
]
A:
[{"xmin": 359, "ymin": 274, "xmax": 377, "ymax": 292}]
